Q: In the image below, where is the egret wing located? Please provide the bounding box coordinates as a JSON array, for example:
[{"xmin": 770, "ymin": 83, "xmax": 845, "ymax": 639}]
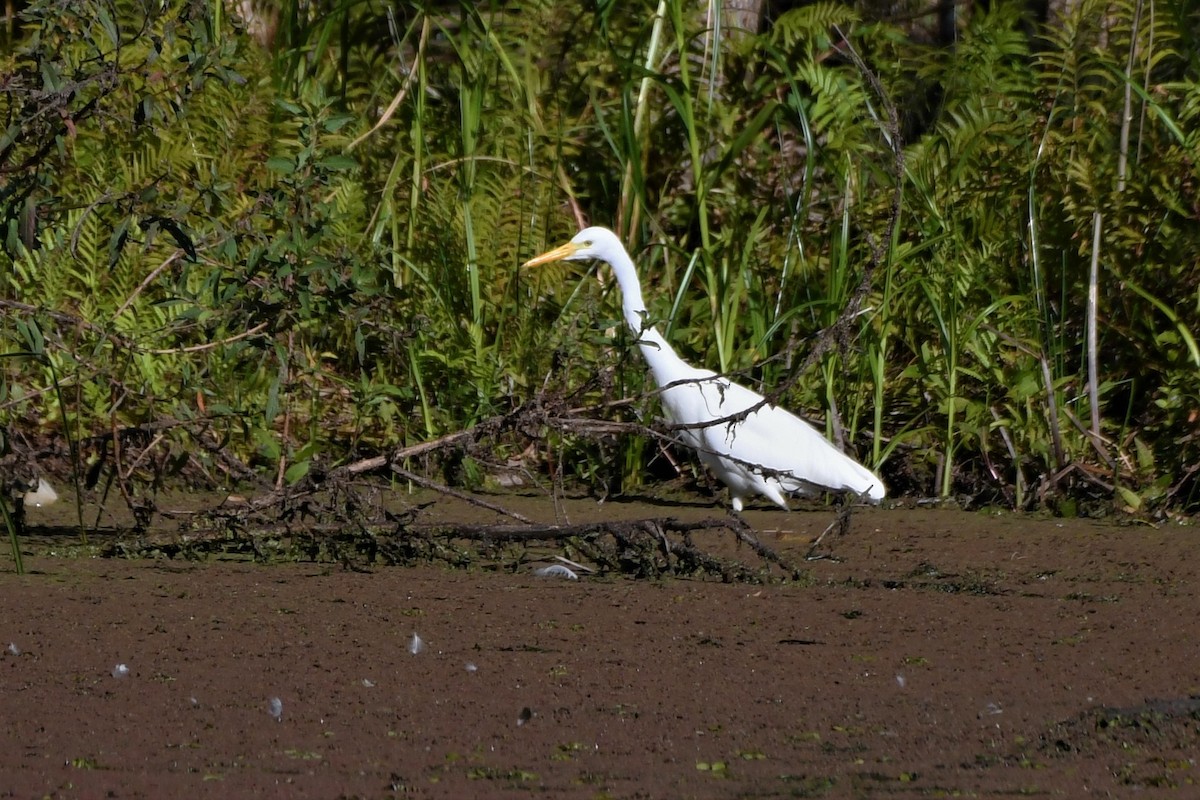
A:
[{"xmin": 666, "ymin": 377, "xmax": 883, "ymax": 500}]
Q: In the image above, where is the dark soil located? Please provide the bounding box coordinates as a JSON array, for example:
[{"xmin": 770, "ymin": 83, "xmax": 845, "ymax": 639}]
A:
[{"xmin": 2, "ymin": 496, "xmax": 1198, "ymax": 798}]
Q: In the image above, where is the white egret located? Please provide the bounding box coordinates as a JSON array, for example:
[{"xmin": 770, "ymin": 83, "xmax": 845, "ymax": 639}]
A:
[
  {"xmin": 23, "ymin": 477, "xmax": 59, "ymax": 509},
  {"xmin": 524, "ymin": 226, "xmax": 884, "ymax": 511}
]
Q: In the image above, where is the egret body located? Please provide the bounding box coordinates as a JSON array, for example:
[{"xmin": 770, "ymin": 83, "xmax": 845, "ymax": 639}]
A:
[
  {"xmin": 524, "ymin": 226, "xmax": 884, "ymax": 511},
  {"xmin": 23, "ymin": 477, "xmax": 58, "ymax": 508}
]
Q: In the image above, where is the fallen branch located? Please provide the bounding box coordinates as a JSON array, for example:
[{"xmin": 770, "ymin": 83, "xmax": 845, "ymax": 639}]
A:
[{"xmin": 110, "ymin": 511, "xmax": 800, "ymax": 581}]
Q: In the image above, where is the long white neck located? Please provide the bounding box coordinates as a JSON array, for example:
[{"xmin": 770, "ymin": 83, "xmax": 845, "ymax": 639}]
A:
[
  {"xmin": 604, "ymin": 240, "xmax": 650, "ymax": 335},
  {"xmin": 605, "ymin": 239, "xmax": 687, "ymax": 383}
]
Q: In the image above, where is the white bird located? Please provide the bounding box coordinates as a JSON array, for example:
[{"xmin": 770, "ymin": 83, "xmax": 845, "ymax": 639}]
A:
[
  {"xmin": 23, "ymin": 477, "xmax": 58, "ymax": 509},
  {"xmin": 524, "ymin": 226, "xmax": 884, "ymax": 511}
]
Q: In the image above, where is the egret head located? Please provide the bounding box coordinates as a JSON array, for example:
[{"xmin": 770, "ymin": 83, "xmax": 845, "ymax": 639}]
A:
[{"xmin": 522, "ymin": 226, "xmax": 624, "ymax": 268}]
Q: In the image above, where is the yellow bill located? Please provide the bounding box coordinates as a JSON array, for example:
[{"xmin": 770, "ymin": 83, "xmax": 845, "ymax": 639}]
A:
[{"xmin": 522, "ymin": 241, "xmax": 582, "ymax": 268}]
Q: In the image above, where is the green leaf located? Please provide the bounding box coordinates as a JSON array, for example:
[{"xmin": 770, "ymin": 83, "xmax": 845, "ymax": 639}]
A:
[
  {"xmin": 266, "ymin": 156, "xmax": 296, "ymax": 174},
  {"xmin": 15, "ymin": 318, "xmax": 44, "ymax": 355},
  {"xmin": 253, "ymin": 428, "xmax": 281, "ymax": 461},
  {"xmin": 40, "ymin": 61, "xmax": 61, "ymax": 91},
  {"xmin": 95, "ymin": 6, "xmax": 120, "ymax": 49},
  {"xmin": 1121, "ymin": 276, "xmax": 1200, "ymax": 367},
  {"xmin": 108, "ymin": 217, "xmax": 131, "ymax": 267},
  {"xmin": 265, "ymin": 372, "xmax": 282, "ymax": 422},
  {"xmin": 1116, "ymin": 486, "xmax": 1142, "ymax": 510},
  {"xmin": 284, "ymin": 460, "xmax": 311, "ymax": 484},
  {"xmin": 322, "ymin": 114, "xmax": 355, "ymax": 133},
  {"xmin": 0, "ymin": 123, "xmax": 19, "ymax": 152},
  {"xmin": 315, "ymin": 154, "xmax": 357, "ymax": 171}
]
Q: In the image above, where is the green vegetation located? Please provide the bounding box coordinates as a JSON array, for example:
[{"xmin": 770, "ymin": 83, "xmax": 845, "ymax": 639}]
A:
[{"xmin": 1, "ymin": 0, "xmax": 1197, "ymax": 542}]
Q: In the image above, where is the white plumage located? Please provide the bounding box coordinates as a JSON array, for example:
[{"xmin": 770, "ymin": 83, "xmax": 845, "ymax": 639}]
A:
[
  {"xmin": 23, "ymin": 477, "xmax": 59, "ymax": 509},
  {"xmin": 524, "ymin": 226, "xmax": 885, "ymax": 511}
]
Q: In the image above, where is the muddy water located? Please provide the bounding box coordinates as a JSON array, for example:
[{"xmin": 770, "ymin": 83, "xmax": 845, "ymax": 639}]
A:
[{"xmin": 2, "ymin": 492, "xmax": 1198, "ymax": 797}]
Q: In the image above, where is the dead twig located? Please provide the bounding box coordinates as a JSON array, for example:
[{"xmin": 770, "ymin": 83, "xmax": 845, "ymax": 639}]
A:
[{"xmin": 389, "ymin": 464, "xmax": 532, "ymax": 524}]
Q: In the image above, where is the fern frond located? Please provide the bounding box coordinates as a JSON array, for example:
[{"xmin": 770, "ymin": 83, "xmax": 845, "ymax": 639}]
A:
[{"xmin": 770, "ymin": 2, "xmax": 860, "ymax": 54}]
